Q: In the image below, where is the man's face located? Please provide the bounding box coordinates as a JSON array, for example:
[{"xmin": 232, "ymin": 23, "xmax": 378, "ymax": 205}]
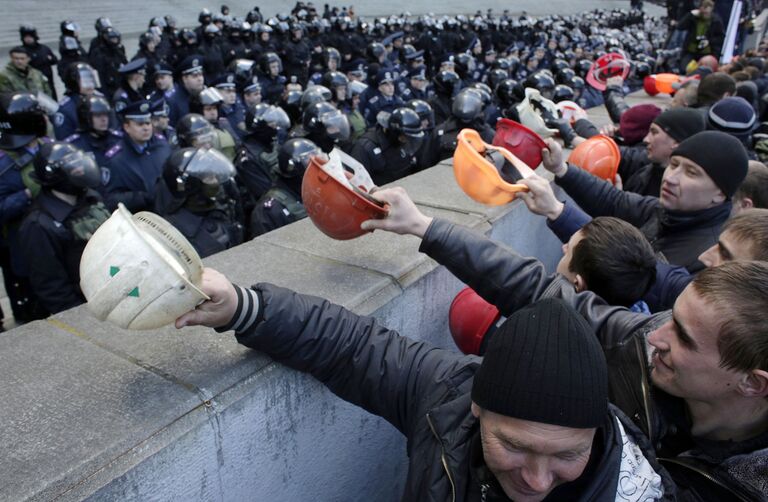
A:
[
  {"xmin": 643, "ymin": 123, "xmax": 677, "ymax": 164},
  {"xmin": 152, "ymin": 115, "xmax": 169, "ymax": 130},
  {"xmin": 244, "ymin": 90, "xmax": 262, "ymax": 107},
  {"xmin": 130, "ymin": 71, "xmax": 146, "ymax": 89},
  {"xmin": 379, "ymin": 81, "xmax": 395, "ymax": 97},
  {"xmin": 698, "ymin": 228, "xmax": 753, "ymax": 267},
  {"xmin": 647, "ymin": 287, "xmax": 743, "ymax": 401},
  {"xmin": 10, "ymin": 51, "xmax": 30, "ymax": 71},
  {"xmin": 123, "ymin": 119, "xmax": 153, "ymax": 143},
  {"xmin": 269, "ymin": 61, "xmax": 280, "ymax": 77},
  {"xmin": 700, "ymin": 4, "xmax": 713, "ymax": 18},
  {"xmin": 473, "ymin": 404, "xmax": 595, "ymax": 502},
  {"xmin": 22, "ymin": 35, "xmax": 35, "ymax": 46},
  {"xmin": 556, "ymin": 229, "xmax": 583, "ymax": 283},
  {"xmin": 182, "ymin": 71, "xmax": 205, "ymax": 94},
  {"xmin": 218, "ymin": 87, "xmax": 236, "ymax": 105},
  {"xmin": 202, "ymin": 104, "xmax": 218, "ymax": 122},
  {"xmin": 411, "ymin": 77, "xmax": 427, "ymax": 91},
  {"xmin": 155, "ymin": 74, "xmax": 173, "ymax": 91},
  {"xmin": 660, "ymin": 155, "xmax": 724, "ymax": 211},
  {"xmin": 91, "ymin": 112, "xmax": 109, "ymax": 132}
]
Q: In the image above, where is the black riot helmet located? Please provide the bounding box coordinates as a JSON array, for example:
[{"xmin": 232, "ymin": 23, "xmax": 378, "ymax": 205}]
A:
[
  {"xmin": 176, "ymin": 113, "xmax": 216, "ymax": 148},
  {"xmin": 321, "ymin": 71, "xmax": 349, "ymax": 102},
  {"xmin": 276, "ymin": 138, "xmax": 319, "ymax": 178},
  {"xmin": 76, "ymin": 95, "xmax": 112, "ymax": 135},
  {"xmin": 387, "ymin": 107, "xmax": 424, "ymax": 155},
  {"xmin": 300, "ymin": 85, "xmax": 332, "ymax": 111},
  {"xmin": 575, "ymin": 59, "xmax": 592, "ymax": 78},
  {"xmin": 63, "ymin": 63, "xmax": 101, "ymax": 95},
  {"xmin": 487, "ymin": 68, "xmax": 510, "ymax": 90},
  {"xmin": 524, "ymin": 71, "xmax": 556, "ymax": 100},
  {"xmin": 551, "ymin": 59, "xmax": 570, "ymax": 73},
  {"xmin": 406, "ymin": 99, "xmax": 435, "ymax": 130},
  {"xmin": 258, "ymin": 52, "xmax": 283, "ymax": 76},
  {"xmin": 94, "ymin": 17, "xmax": 113, "ymax": 35},
  {"xmin": 199, "ymin": 8, "xmax": 213, "ymax": 25},
  {"xmin": 323, "ymin": 47, "xmax": 341, "ymax": 69},
  {"xmin": 20, "ymin": 25, "xmax": 39, "ymax": 41},
  {"xmin": 495, "ymin": 78, "xmax": 524, "ymax": 107},
  {"xmin": 302, "ymin": 101, "xmax": 350, "ymax": 152},
  {"xmin": 0, "ymin": 92, "xmax": 48, "ymax": 149},
  {"xmin": 249, "ymin": 103, "xmax": 290, "ymax": 138},
  {"xmin": 451, "ymin": 89, "xmax": 484, "ymax": 122},
  {"xmin": 433, "ymin": 70, "xmax": 460, "ymax": 97},
  {"xmin": 162, "ymin": 147, "xmax": 236, "ymax": 212},
  {"xmin": 454, "ymin": 53, "xmax": 476, "ymax": 79},
  {"xmin": 553, "ymin": 84, "xmax": 575, "ymax": 103},
  {"xmin": 556, "ymin": 68, "xmax": 576, "ymax": 85},
  {"xmin": 60, "ymin": 20, "xmax": 81, "ymax": 38},
  {"xmin": 633, "ymin": 61, "xmax": 652, "ymax": 80},
  {"xmin": 102, "ymin": 27, "xmax": 122, "ymax": 46},
  {"xmin": 228, "ymin": 59, "xmax": 255, "ymax": 90},
  {"xmin": 189, "ymin": 87, "xmax": 224, "ymax": 117},
  {"xmin": 33, "ymin": 142, "xmax": 100, "ymax": 194},
  {"xmin": 467, "ymin": 83, "xmax": 493, "ymax": 106},
  {"xmin": 366, "ymin": 42, "xmax": 386, "ymax": 62}
]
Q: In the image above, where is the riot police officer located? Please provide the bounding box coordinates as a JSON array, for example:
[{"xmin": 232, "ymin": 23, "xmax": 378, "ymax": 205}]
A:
[
  {"xmin": 53, "ymin": 63, "xmax": 101, "ymax": 140},
  {"xmin": 399, "ymin": 66, "xmax": 430, "ymax": 101},
  {"xmin": 57, "ymin": 21, "xmax": 88, "ymax": 81},
  {"xmin": 350, "ymin": 107, "xmax": 424, "ymax": 185},
  {"xmin": 150, "ymin": 99, "xmax": 177, "ymax": 147},
  {"xmin": 19, "ymin": 142, "xmax": 109, "ymax": 315},
  {"xmin": 212, "ymin": 73, "xmax": 247, "ymax": 135},
  {"xmin": 189, "ymin": 86, "xmax": 239, "ymax": 161},
  {"xmin": 429, "ymin": 88, "xmax": 494, "ymax": 163},
  {"xmin": 88, "ymin": 27, "xmax": 127, "ymax": 99},
  {"xmin": 301, "ymin": 101, "xmax": 350, "ymax": 153},
  {"xmin": 0, "ymin": 92, "xmax": 50, "ymax": 324},
  {"xmin": 176, "ymin": 113, "xmax": 217, "ymax": 149},
  {"xmin": 282, "ymin": 23, "xmax": 311, "ymax": 84},
  {"xmin": 19, "ymin": 25, "xmax": 58, "ymax": 99},
  {"xmin": 65, "ymin": 95, "xmax": 122, "ymax": 168},
  {"xmin": 256, "ymin": 52, "xmax": 287, "ymax": 105},
  {"xmin": 156, "ymin": 147, "xmax": 243, "ymax": 258},
  {"xmin": 101, "ymin": 99, "xmax": 171, "ymax": 211},
  {"xmin": 236, "ymin": 104, "xmax": 290, "ymax": 202},
  {"xmin": 250, "ymin": 138, "xmax": 318, "ymax": 237},
  {"xmin": 428, "ymin": 70, "xmax": 460, "ymax": 125}
]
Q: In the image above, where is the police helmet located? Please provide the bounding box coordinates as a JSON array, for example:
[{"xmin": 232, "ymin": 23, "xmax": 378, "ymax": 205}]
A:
[
  {"xmin": 454, "ymin": 53, "xmax": 476, "ymax": 78},
  {"xmin": 300, "ymin": 85, "xmax": 332, "ymax": 110},
  {"xmin": 556, "ymin": 68, "xmax": 576, "ymax": 85},
  {"xmin": 176, "ymin": 113, "xmax": 216, "ymax": 148},
  {"xmin": 189, "ymin": 87, "xmax": 224, "ymax": 116},
  {"xmin": 323, "ymin": 47, "xmax": 341, "ymax": 68},
  {"xmin": 0, "ymin": 92, "xmax": 48, "ymax": 149},
  {"xmin": 20, "ymin": 24, "xmax": 38, "ymax": 40},
  {"xmin": 576, "ymin": 59, "xmax": 592, "ymax": 77},
  {"xmin": 251, "ymin": 103, "xmax": 290, "ymax": 132},
  {"xmin": 302, "ymin": 101, "xmax": 350, "ymax": 151},
  {"xmin": 495, "ymin": 78, "xmax": 524, "ymax": 106},
  {"xmin": 94, "ymin": 17, "xmax": 112, "ymax": 34},
  {"xmin": 551, "ymin": 59, "xmax": 570, "ymax": 73},
  {"xmin": 433, "ymin": 70, "xmax": 460, "ymax": 96},
  {"xmin": 467, "ymin": 83, "xmax": 493, "ymax": 106},
  {"xmin": 487, "ymin": 68, "xmax": 510, "ymax": 90},
  {"xmin": 553, "ymin": 84, "xmax": 575, "ymax": 103},
  {"xmin": 76, "ymin": 95, "xmax": 112, "ymax": 132},
  {"xmin": 258, "ymin": 52, "xmax": 283, "ymax": 75},
  {"xmin": 406, "ymin": 99, "xmax": 435, "ymax": 130},
  {"xmin": 33, "ymin": 142, "xmax": 100, "ymax": 193},
  {"xmin": 60, "ymin": 20, "xmax": 80, "ymax": 38},
  {"xmin": 162, "ymin": 147, "xmax": 236, "ymax": 211},
  {"xmin": 451, "ymin": 89, "xmax": 484, "ymax": 122},
  {"xmin": 633, "ymin": 61, "xmax": 652, "ymax": 80},
  {"xmin": 198, "ymin": 8, "xmax": 213, "ymax": 24},
  {"xmin": 366, "ymin": 42, "xmax": 386, "ymax": 61},
  {"xmin": 524, "ymin": 71, "xmax": 556, "ymax": 99},
  {"xmin": 276, "ymin": 138, "xmax": 319, "ymax": 178}
]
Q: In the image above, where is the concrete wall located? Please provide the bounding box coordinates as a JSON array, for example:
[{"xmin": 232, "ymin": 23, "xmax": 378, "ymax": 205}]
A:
[{"xmin": 0, "ymin": 159, "xmax": 563, "ymax": 502}]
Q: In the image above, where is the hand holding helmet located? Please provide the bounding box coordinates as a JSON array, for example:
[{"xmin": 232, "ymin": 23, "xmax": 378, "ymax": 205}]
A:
[
  {"xmin": 541, "ymin": 138, "xmax": 568, "ymax": 177},
  {"xmin": 175, "ymin": 267, "xmax": 238, "ymax": 329},
  {"xmin": 517, "ymin": 175, "xmax": 565, "ymax": 220},
  {"xmin": 360, "ymin": 187, "xmax": 432, "ymax": 237}
]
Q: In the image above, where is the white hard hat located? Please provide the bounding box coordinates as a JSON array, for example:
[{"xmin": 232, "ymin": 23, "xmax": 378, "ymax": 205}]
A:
[{"xmin": 79, "ymin": 204, "xmax": 209, "ymax": 330}]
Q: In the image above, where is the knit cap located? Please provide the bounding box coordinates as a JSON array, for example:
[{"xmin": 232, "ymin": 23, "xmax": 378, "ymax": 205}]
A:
[
  {"xmin": 653, "ymin": 107, "xmax": 705, "ymax": 142},
  {"xmin": 707, "ymin": 96, "xmax": 757, "ymax": 141},
  {"xmin": 671, "ymin": 130, "xmax": 749, "ymax": 198},
  {"xmin": 619, "ymin": 104, "xmax": 662, "ymax": 145},
  {"xmin": 471, "ymin": 299, "xmax": 608, "ymax": 429}
]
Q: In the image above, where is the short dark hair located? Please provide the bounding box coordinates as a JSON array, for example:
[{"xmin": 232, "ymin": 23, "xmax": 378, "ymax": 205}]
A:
[
  {"xmin": 692, "ymin": 261, "xmax": 768, "ymax": 372},
  {"xmin": 733, "ymin": 162, "xmax": 768, "ymax": 211},
  {"xmin": 569, "ymin": 217, "xmax": 657, "ymax": 307},
  {"xmin": 9, "ymin": 45, "xmax": 28, "ymax": 56},
  {"xmin": 722, "ymin": 208, "xmax": 768, "ymax": 261},
  {"xmin": 697, "ymin": 73, "xmax": 737, "ymax": 106}
]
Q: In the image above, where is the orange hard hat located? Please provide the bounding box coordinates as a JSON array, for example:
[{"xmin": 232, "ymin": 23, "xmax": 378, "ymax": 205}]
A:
[
  {"xmin": 492, "ymin": 118, "xmax": 547, "ymax": 168},
  {"xmin": 449, "ymin": 287, "xmax": 501, "ymax": 355},
  {"xmin": 586, "ymin": 53, "xmax": 630, "ymax": 91},
  {"xmin": 568, "ymin": 135, "xmax": 620, "ymax": 183},
  {"xmin": 453, "ymin": 128, "xmax": 535, "ymax": 206},
  {"xmin": 653, "ymin": 73, "xmax": 680, "ymax": 95},
  {"xmin": 302, "ymin": 151, "xmax": 388, "ymax": 240},
  {"xmin": 643, "ymin": 75, "xmax": 659, "ymax": 96}
]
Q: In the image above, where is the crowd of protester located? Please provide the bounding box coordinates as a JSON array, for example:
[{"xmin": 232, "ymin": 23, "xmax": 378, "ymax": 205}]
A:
[{"xmin": 0, "ymin": 2, "xmax": 767, "ymax": 498}]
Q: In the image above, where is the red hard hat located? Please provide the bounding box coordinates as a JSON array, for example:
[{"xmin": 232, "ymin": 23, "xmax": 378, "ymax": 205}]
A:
[
  {"xmin": 585, "ymin": 53, "xmax": 630, "ymax": 91},
  {"xmin": 492, "ymin": 118, "xmax": 547, "ymax": 168},
  {"xmin": 448, "ymin": 287, "xmax": 501, "ymax": 355},
  {"xmin": 643, "ymin": 75, "xmax": 659, "ymax": 96},
  {"xmin": 568, "ymin": 135, "xmax": 621, "ymax": 184},
  {"xmin": 302, "ymin": 153, "xmax": 388, "ymax": 240}
]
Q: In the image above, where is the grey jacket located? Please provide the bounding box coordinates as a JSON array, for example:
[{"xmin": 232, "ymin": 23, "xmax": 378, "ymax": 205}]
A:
[{"xmin": 419, "ymin": 218, "xmax": 768, "ymax": 501}]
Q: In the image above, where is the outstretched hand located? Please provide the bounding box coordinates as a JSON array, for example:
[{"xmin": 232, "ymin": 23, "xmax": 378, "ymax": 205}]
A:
[
  {"xmin": 360, "ymin": 187, "xmax": 433, "ymax": 238},
  {"xmin": 517, "ymin": 175, "xmax": 565, "ymax": 220},
  {"xmin": 175, "ymin": 268, "xmax": 239, "ymax": 329},
  {"xmin": 541, "ymin": 138, "xmax": 568, "ymax": 177}
]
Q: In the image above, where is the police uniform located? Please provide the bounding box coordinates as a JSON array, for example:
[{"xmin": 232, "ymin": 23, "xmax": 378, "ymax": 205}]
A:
[
  {"xmin": 429, "ymin": 117, "xmax": 495, "ymax": 163},
  {"xmin": 167, "ymin": 56, "xmax": 204, "ymax": 126},
  {"xmin": 163, "ymin": 206, "xmax": 243, "ymax": 258},
  {"xmin": 249, "ymin": 177, "xmax": 306, "ymax": 238},
  {"xmin": 235, "ymin": 137, "xmax": 278, "ymax": 201},
  {"xmin": 24, "ymin": 41, "xmax": 58, "ymax": 98},
  {"xmin": 101, "ymin": 101, "xmax": 171, "ymax": 211},
  {"xmin": 362, "ymin": 70, "xmax": 405, "ymax": 127},
  {"xmin": 53, "ymin": 93, "xmax": 81, "ymax": 140},
  {"xmin": 257, "ymin": 74, "xmax": 287, "ymax": 105},
  {"xmin": 64, "ymin": 130, "xmax": 123, "ymax": 169},
  {"xmin": 112, "ymin": 58, "xmax": 148, "ymax": 114},
  {"xmin": 350, "ymin": 127, "xmax": 418, "ymax": 185}
]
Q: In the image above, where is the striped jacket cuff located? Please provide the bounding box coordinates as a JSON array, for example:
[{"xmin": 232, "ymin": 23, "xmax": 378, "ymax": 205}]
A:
[{"xmin": 215, "ymin": 284, "xmax": 262, "ymax": 334}]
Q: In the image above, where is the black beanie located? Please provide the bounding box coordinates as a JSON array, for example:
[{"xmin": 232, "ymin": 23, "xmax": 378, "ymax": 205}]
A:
[
  {"xmin": 671, "ymin": 130, "xmax": 749, "ymax": 198},
  {"xmin": 471, "ymin": 298, "xmax": 608, "ymax": 429},
  {"xmin": 653, "ymin": 107, "xmax": 706, "ymax": 143}
]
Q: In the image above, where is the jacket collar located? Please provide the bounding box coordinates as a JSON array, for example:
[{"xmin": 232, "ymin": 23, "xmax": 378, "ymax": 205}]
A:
[{"xmin": 659, "ymin": 202, "xmax": 731, "ymax": 232}]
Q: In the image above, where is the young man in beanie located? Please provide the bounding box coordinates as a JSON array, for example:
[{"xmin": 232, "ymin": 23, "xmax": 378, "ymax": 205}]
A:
[
  {"xmin": 620, "ymin": 107, "xmax": 706, "ymax": 196},
  {"xmin": 541, "ymin": 131, "xmax": 748, "ymax": 272},
  {"xmin": 362, "ymin": 190, "xmax": 768, "ymax": 500},
  {"xmin": 706, "ymin": 96, "xmax": 758, "ymax": 157},
  {"xmin": 177, "ymin": 280, "xmax": 673, "ymax": 500}
]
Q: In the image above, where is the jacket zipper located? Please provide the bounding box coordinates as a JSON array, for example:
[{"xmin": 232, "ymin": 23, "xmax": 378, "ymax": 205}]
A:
[
  {"xmin": 658, "ymin": 457, "xmax": 750, "ymax": 502},
  {"xmin": 635, "ymin": 336, "xmax": 655, "ymax": 444},
  {"xmin": 426, "ymin": 412, "xmax": 456, "ymax": 502}
]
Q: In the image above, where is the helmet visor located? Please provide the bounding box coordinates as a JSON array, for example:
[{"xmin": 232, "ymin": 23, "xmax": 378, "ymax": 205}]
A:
[
  {"xmin": 262, "ymin": 105, "xmax": 291, "ymax": 130},
  {"xmin": 320, "ymin": 110, "xmax": 350, "ymax": 141},
  {"xmin": 62, "ymin": 150, "xmax": 101, "ymax": 188},
  {"xmin": 78, "ymin": 67, "xmax": 101, "ymax": 93},
  {"xmin": 186, "ymin": 148, "xmax": 236, "ymax": 185}
]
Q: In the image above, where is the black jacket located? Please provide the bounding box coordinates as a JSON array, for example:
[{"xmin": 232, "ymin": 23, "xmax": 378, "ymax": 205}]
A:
[
  {"xmin": 224, "ymin": 281, "xmax": 674, "ymax": 501},
  {"xmin": 555, "ymin": 165, "xmax": 730, "ymax": 272}
]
